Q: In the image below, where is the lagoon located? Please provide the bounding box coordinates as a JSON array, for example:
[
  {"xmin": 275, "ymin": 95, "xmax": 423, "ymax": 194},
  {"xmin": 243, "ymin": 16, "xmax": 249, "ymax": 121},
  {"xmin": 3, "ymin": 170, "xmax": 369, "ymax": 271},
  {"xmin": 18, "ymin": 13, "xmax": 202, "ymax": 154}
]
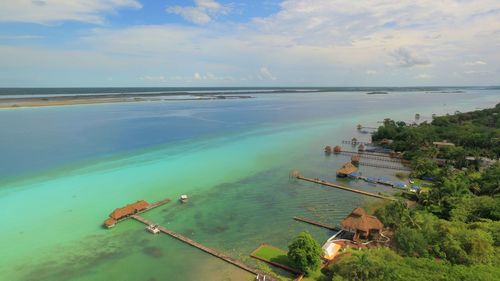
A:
[{"xmin": 0, "ymin": 89, "xmax": 498, "ymax": 281}]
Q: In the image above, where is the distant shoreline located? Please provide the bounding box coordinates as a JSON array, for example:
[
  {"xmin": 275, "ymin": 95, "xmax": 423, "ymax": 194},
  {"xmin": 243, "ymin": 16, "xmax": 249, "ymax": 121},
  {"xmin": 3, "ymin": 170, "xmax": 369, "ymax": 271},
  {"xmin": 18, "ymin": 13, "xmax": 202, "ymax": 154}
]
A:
[{"xmin": 0, "ymin": 94, "xmax": 257, "ymax": 109}]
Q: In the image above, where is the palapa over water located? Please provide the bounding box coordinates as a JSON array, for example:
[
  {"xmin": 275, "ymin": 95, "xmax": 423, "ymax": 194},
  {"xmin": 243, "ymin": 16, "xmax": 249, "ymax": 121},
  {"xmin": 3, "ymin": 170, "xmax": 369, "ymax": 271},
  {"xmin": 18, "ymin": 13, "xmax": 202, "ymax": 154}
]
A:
[
  {"xmin": 104, "ymin": 200, "xmax": 150, "ymax": 228},
  {"xmin": 351, "ymin": 154, "xmax": 361, "ymax": 166},
  {"xmin": 334, "ymin": 145, "xmax": 342, "ymax": 154},
  {"xmin": 336, "ymin": 162, "xmax": 358, "ymax": 177}
]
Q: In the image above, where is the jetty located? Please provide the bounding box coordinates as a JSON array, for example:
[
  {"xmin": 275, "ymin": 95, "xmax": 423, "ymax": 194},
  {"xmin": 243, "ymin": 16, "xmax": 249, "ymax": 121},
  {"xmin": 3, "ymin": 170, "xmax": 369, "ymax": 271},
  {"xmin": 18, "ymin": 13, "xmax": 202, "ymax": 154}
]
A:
[
  {"xmin": 290, "ymin": 172, "xmax": 395, "ymax": 201},
  {"xmin": 104, "ymin": 198, "xmax": 171, "ymax": 228},
  {"xmin": 338, "ymin": 150, "xmax": 409, "ymax": 164},
  {"xmin": 132, "ymin": 215, "xmax": 277, "ymax": 280},
  {"xmin": 342, "ymin": 140, "xmax": 371, "ymax": 145},
  {"xmin": 293, "ymin": 216, "xmax": 340, "ymax": 231},
  {"xmin": 357, "ymin": 161, "xmax": 411, "ymax": 171}
]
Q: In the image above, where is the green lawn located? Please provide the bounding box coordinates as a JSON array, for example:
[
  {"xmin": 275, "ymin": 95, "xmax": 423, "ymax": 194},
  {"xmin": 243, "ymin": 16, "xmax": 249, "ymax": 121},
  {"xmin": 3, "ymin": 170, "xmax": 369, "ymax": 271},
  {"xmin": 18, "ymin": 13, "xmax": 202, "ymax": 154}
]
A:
[{"xmin": 252, "ymin": 244, "xmax": 295, "ymax": 268}]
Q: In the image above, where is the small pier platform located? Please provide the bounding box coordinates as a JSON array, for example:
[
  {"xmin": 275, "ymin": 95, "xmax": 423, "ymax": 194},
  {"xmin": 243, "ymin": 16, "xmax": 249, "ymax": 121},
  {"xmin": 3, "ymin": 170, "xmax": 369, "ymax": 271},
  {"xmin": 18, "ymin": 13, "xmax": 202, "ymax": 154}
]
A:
[
  {"xmin": 293, "ymin": 216, "xmax": 340, "ymax": 231},
  {"xmin": 132, "ymin": 215, "xmax": 277, "ymax": 281},
  {"xmin": 295, "ymin": 175, "xmax": 395, "ymax": 201},
  {"xmin": 342, "ymin": 140, "xmax": 371, "ymax": 145}
]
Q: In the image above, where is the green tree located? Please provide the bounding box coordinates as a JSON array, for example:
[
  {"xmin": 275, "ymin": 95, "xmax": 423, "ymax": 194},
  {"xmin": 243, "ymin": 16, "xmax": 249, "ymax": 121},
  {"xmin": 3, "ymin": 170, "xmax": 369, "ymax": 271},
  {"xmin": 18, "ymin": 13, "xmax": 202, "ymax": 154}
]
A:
[
  {"xmin": 394, "ymin": 226, "xmax": 429, "ymax": 257},
  {"xmin": 287, "ymin": 231, "xmax": 322, "ymax": 274}
]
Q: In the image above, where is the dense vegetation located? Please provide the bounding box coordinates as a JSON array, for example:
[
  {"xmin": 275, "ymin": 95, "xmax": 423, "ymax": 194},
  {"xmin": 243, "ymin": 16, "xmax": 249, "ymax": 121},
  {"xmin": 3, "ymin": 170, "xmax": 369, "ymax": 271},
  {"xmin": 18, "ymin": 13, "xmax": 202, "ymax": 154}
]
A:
[
  {"xmin": 327, "ymin": 248, "xmax": 499, "ymax": 281},
  {"xmin": 327, "ymin": 105, "xmax": 500, "ymax": 280},
  {"xmin": 372, "ymin": 103, "xmax": 500, "ymax": 161},
  {"xmin": 287, "ymin": 231, "xmax": 322, "ymax": 275}
]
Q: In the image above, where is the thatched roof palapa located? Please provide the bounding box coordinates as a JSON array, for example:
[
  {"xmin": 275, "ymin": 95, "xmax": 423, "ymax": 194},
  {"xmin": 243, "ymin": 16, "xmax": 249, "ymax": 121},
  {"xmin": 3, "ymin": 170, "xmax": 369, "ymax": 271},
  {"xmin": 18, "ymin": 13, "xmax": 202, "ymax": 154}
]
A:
[
  {"xmin": 333, "ymin": 145, "xmax": 342, "ymax": 153},
  {"xmin": 336, "ymin": 162, "xmax": 358, "ymax": 176},
  {"xmin": 109, "ymin": 200, "xmax": 150, "ymax": 220},
  {"xmin": 324, "ymin": 145, "xmax": 332, "ymax": 154},
  {"xmin": 341, "ymin": 208, "xmax": 383, "ymax": 234},
  {"xmin": 351, "ymin": 154, "xmax": 361, "ymax": 165}
]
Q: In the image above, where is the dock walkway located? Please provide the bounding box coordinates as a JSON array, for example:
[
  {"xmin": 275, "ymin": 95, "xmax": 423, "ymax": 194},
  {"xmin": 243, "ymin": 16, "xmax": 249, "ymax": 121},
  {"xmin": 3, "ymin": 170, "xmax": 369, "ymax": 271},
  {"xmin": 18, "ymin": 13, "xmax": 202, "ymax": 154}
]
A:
[
  {"xmin": 339, "ymin": 151, "xmax": 409, "ymax": 164},
  {"xmin": 357, "ymin": 161, "xmax": 411, "ymax": 171},
  {"xmin": 293, "ymin": 216, "xmax": 340, "ymax": 231},
  {"xmin": 296, "ymin": 176, "xmax": 395, "ymax": 201},
  {"xmin": 131, "ymin": 215, "xmax": 277, "ymax": 281}
]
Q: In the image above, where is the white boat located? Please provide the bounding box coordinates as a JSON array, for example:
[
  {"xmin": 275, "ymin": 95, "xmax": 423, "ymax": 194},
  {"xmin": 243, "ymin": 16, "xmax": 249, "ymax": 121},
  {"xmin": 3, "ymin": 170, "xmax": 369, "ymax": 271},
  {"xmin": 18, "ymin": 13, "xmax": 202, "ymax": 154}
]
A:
[
  {"xmin": 146, "ymin": 224, "xmax": 160, "ymax": 234},
  {"xmin": 180, "ymin": 195, "xmax": 189, "ymax": 203}
]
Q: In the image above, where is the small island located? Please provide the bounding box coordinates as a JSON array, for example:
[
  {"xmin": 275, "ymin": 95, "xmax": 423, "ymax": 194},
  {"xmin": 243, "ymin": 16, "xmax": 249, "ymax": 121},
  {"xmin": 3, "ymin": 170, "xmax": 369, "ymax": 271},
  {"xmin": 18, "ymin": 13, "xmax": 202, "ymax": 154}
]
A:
[{"xmin": 366, "ymin": 91, "xmax": 388, "ymax": 95}]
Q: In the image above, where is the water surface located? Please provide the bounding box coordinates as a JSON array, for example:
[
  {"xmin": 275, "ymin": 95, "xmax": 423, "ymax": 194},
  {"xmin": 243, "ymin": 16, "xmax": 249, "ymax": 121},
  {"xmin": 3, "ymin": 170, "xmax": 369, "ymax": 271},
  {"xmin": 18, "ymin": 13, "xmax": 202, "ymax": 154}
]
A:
[{"xmin": 0, "ymin": 89, "xmax": 498, "ymax": 281}]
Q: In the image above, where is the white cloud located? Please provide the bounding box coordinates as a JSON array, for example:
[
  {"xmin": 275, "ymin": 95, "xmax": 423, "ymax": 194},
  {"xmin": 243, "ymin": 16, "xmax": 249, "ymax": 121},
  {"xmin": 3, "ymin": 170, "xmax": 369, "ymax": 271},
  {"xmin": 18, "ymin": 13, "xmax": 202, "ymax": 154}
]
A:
[
  {"xmin": 390, "ymin": 47, "xmax": 431, "ymax": 68},
  {"xmin": 463, "ymin": 70, "xmax": 493, "ymax": 75},
  {"xmin": 464, "ymin": 60, "xmax": 487, "ymax": 66},
  {"xmin": 194, "ymin": 72, "xmax": 235, "ymax": 81},
  {"xmin": 139, "ymin": 75, "xmax": 166, "ymax": 82},
  {"xmin": 0, "ymin": 0, "xmax": 141, "ymax": 24},
  {"xmin": 2, "ymin": 1, "xmax": 500, "ymax": 86},
  {"xmin": 259, "ymin": 67, "xmax": 277, "ymax": 80},
  {"xmin": 414, "ymin": 73, "xmax": 432, "ymax": 79},
  {"xmin": 167, "ymin": 0, "xmax": 231, "ymax": 25}
]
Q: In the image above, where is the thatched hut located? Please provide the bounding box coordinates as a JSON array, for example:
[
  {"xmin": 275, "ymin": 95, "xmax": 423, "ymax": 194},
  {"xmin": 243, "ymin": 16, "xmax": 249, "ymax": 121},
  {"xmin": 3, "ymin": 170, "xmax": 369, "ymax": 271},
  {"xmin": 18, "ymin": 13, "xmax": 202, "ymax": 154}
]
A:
[
  {"xmin": 333, "ymin": 145, "xmax": 342, "ymax": 154},
  {"xmin": 290, "ymin": 169, "xmax": 300, "ymax": 179},
  {"xmin": 104, "ymin": 200, "xmax": 150, "ymax": 228},
  {"xmin": 357, "ymin": 124, "xmax": 363, "ymax": 130},
  {"xmin": 341, "ymin": 208, "xmax": 384, "ymax": 241},
  {"xmin": 336, "ymin": 162, "xmax": 358, "ymax": 177},
  {"xmin": 324, "ymin": 145, "xmax": 332, "ymax": 154},
  {"xmin": 358, "ymin": 143, "xmax": 365, "ymax": 152},
  {"xmin": 351, "ymin": 137, "xmax": 358, "ymax": 143},
  {"xmin": 351, "ymin": 154, "xmax": 361, "ymax": 166}
]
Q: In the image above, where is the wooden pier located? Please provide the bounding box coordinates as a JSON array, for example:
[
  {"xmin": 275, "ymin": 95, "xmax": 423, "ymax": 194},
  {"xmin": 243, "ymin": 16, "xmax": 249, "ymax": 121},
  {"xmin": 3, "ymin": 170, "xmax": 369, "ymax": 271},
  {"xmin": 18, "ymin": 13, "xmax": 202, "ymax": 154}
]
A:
[
  {"xmin": 342, "ymin": 140, "xmax": 371, "ymax": 145},
  {"xmin": 132, "ymin": 215, "xmax": 277, "ymax": 281},
  {"xmin": 295, "ymin": 175, "xmax": 396, "ymax": 201},
  {"xmin": 339, "ymin": 151, "xmax": 409, "ymax": 164},
  {"xmin": 357, "ymin": 161, "xmax": 411, "ymax": 171},
  {"xmin": 111, "ymin": 198, "xmax": 172, "ymax": 226},
  {"xmin": 293, "ymin": 216, "xmax": 340, "ymax": 231}
]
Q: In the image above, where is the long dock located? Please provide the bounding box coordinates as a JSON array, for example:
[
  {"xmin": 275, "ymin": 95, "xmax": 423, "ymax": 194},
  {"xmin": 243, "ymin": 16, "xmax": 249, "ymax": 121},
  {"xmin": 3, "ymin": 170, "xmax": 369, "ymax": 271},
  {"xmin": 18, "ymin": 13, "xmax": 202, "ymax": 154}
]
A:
[
  {"xmin": 131, "ymin": 215, "xmax": 277, "ymax": 281},
  {"xmin": 293, "ymin": 216, "xmax": 340, "ymax": 231},
  {"xmin": 296, "ymin": 176, "xmax": 396, "ymax": 201}
]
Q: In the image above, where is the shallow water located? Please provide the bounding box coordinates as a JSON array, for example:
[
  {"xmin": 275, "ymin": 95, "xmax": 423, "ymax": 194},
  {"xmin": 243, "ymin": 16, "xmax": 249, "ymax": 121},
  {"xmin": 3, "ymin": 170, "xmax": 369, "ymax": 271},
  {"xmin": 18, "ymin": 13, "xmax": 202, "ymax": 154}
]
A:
[{"xmin": 0, "ymin": 90, "xmax": 498, "ymax": 281}]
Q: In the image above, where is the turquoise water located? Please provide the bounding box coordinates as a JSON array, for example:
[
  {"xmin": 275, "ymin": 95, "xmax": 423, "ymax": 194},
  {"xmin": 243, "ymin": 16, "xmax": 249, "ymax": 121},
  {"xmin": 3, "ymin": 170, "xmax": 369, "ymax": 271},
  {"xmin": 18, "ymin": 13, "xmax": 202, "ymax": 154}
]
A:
[{"xmin": 0, "ymin": 90, "xmax": 498, "ymax": 281}]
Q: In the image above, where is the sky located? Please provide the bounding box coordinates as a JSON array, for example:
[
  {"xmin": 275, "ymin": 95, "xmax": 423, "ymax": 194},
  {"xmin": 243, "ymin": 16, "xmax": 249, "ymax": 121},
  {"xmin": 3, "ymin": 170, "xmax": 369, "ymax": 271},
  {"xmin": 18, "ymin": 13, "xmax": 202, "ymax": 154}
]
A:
[{"xmin": 0, "ymin": 0, "xmax": 499, "ymax": 87}]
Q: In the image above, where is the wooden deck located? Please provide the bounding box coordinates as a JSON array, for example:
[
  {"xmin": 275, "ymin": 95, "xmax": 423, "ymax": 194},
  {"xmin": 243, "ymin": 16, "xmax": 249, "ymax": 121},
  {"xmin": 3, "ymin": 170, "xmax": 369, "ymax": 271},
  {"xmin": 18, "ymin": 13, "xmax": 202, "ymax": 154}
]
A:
[
  {"xmin": 296, "ymin": 176, "xmax": 396, "ymax": 201},
  {"xmin": 113, "ymin": 198, "xmax": 172, "ymax": 225},
  {"xmin": 132, "ymin": 215, "xmax": 277, "ymax": 281},
  {"xmin": 339, "ymin": 151, "xmax": 409, "ymax": 164},
  {"xmin": 293, "ymin": 216, "xmax": 340, "ymax": 231},
  {"xmin": 342, "ymin": 140, "xmax": 371, "ymax": 145}
]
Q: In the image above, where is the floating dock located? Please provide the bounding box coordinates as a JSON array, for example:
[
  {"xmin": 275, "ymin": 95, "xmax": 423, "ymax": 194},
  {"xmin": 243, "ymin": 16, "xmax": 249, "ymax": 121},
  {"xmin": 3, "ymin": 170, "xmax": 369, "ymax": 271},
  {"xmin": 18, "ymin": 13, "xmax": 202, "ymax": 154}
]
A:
[
  {"xmin": 132, "ymin": 215, "xmax": 277, "ymax": 281},
  {"xmin": 295, "ymin": 175, "xmax": 396, "ymax": 201},
  {"xmin": 293, "ymin": 216, "xmax": 340, "ymax": 231}
]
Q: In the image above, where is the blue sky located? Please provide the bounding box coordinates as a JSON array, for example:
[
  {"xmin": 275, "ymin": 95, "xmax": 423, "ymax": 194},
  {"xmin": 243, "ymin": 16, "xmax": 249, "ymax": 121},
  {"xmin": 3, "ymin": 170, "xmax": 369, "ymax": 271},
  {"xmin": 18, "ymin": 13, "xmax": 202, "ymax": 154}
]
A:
[{"xmin": 0, "ymin": 0, "xmax": 499, "ymax": 87}]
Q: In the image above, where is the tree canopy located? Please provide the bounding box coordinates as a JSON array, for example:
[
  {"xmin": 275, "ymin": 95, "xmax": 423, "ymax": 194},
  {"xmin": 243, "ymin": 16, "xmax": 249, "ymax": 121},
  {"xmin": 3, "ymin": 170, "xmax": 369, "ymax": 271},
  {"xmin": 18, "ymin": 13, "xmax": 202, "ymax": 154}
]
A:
[{"xmin": 287, "ymin": 231, "xmax": 322, "ymax": 274}]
